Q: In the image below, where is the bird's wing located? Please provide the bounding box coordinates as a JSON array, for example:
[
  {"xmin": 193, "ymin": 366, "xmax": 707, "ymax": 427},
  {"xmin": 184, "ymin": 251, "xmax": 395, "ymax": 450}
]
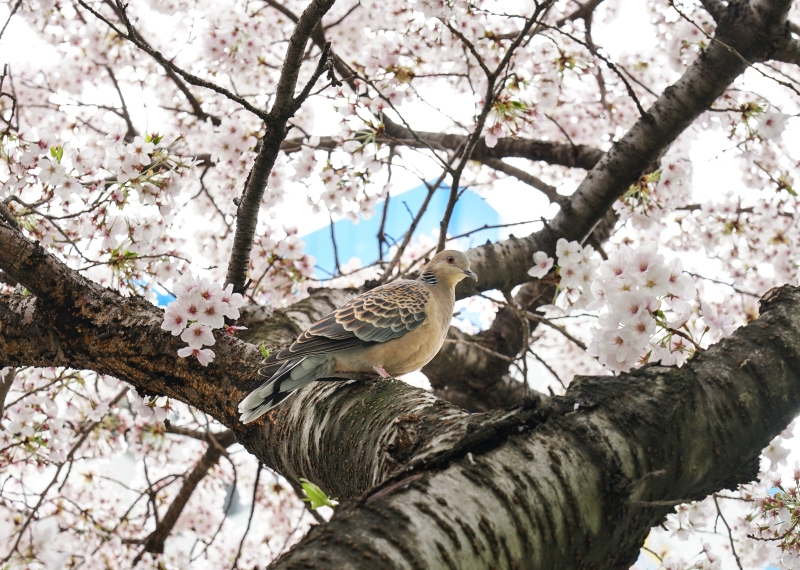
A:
[{"xmin": 272, "ymin": 280, "xmax": 430, "ymax": 360}]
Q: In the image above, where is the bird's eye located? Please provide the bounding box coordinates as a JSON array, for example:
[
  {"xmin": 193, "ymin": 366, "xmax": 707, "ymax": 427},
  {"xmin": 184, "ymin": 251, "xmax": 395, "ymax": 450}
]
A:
[{"xmin": 447, "ymin": 256, "xmax": 454, "ymax": 264}]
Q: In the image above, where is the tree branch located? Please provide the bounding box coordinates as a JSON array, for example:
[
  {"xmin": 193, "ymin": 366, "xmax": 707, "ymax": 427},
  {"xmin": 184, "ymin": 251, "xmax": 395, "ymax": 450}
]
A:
[
  {"xmin": 271, "ymin": 285, "xmax": 800, "ymax": 568},
  {"xmin": 480, "ymin": 158, "xmax": 563, "ymax": 205},
  {"xmin": 454, "ymin": 0, "xmax": 793, "ymax": 301},
  {"xmin": 139, "ymin": 429, "xmax": 236, "ymax": 556},
  {"xmin": 378, "ymin": 121, "xmax": 606, "ymax": 170},
  {"xmin": 224, "ymin": 0, "xmax": 337, "ymax": 293},
  {"xmin": 76, "ymin": 0, "xmax": 269, "ymax": 121}
]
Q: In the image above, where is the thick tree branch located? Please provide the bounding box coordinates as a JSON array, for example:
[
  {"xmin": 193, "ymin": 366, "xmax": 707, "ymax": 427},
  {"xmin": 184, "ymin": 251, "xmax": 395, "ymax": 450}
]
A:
[
  {"xmin": 224, "ymin": 0, "xmax": 337, "ymax": 293},
  {"xmin": 454, "ymin": 0, "xmax": 793, "ymax": 301},
  {"xmin": 773, "ymin": 35, "xmax": 800, "ymax": 65},
  {"xmin": 0, "ymin": 219, "xmax": 259, "ymax": 427},
  {"xmin": 271, "ymin": 285, "xmax": 800, "ymax": 569},
  {"xmin": 378, "ymin": 121, "xmax": 606, "ymax": 171},
  {"xmin": 699, "ymin": 0, "xmax": 726, "ymax": 22}
]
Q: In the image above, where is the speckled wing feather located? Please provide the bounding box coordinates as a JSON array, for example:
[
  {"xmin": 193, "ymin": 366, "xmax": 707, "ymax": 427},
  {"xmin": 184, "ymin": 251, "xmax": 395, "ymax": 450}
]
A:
[{"xmin": 272, "ymin": 280, "xmax": 430, "ymax": 361}]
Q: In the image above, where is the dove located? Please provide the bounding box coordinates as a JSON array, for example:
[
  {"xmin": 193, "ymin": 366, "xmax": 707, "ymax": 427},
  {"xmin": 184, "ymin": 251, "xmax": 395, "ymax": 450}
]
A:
[{"xmin": 238, "ymin": 250, "xmax": 477, "ymax": 423}]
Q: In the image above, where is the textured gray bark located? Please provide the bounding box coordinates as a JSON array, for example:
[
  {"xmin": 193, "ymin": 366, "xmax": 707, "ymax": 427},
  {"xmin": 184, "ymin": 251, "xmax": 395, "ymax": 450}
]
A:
[{"xmin": 270, "ymin": 286, "xmax": 800, "ymax": 569}]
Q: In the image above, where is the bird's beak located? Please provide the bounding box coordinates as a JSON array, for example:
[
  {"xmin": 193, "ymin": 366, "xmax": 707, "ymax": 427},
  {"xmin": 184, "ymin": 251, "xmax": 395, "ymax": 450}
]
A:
[{"xmin": 463, "ymin": 269, "xmax": 478, "ymax": 281}]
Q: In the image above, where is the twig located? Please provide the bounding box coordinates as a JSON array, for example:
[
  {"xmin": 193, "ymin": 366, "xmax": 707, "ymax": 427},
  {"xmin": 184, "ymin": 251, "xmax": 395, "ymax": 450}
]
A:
[
  {"xmin": 544, "ymin": 24, "xmax": 649, "ymax": 119},
  {"xmin": 104, "ymin": 65, "xmax": 138, "ymax": 142},
  {"xmin": 329, "ymin": 212, "xmax": 341, "ymax": 275},
  {"xmin": 523, "ymin": 310, "xmax": 588, "ymax": 351},
  {"xmin": 76, "ymin": 0, "xmax": 268, "ymax": 121},
  {"xmin": 687, "ymin": 272, "xmax": 759, "ymax": 298},
  {"xmin": 0, "ymin": 0, "xmax": 22, "ymax": 41},
  {"xmin": 232, "ymin": 463, "xmax": 263, "ymax": 569},
  {"xmin": 436, "ymin": 2, "xmax": 555, "ymax": 252},
  {"xmin": 529, "ymin": 350, "xmax": 566, "ymax": 389},
  {"xmin": 713, "ymin": 494, "xmax": 744, "ymax": 570},
  {"xmin": 136, "ymin": 429, "xmax": 235, "ymax": 560},
  {"xmin": 377, "ymin": 176, "xmax": 442, "ymax": 284},
  {"xmin": 442, "ymin": 338, "xmax": 517, "ymax": 363}
]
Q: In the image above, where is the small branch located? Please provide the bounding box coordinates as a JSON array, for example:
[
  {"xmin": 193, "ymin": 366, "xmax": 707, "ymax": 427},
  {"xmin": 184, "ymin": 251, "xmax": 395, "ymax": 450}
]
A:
[
  {"xmin": 377, "ymin": 175, "xmax": 442, "ymax": 283},
  {"xmin": 1, "ymin": 388, "xmax": 129, "ymax": 565},
  {"xmin": 713, "ymin": 494, "xmax": 744, "ymax": 570},
  {"xmin": 529, "ymin": 350, "xmax": 566, "ymax": 390},
  {"xmin": 442, "ymin": 337, "xmax": 518, "ymax": 364},
  {"xmin": 165, "ymin": 425, "xmax": 236, "ymax": 447},
  {"xmin": 76, "ymin": 0, "xmax": 268, "ymax": 121},
  {"xmin": 0, "ymin": 0, "xmax": 22, "ymax": 41},
  {"xmin": 523, "ymin": 311, "xmax": 588, "ymax": 351},
  {"xmin": 104, "ymin": 65, "xmax": 138, "ymax": 142},
  {"xmin": 232, "ymin": 463, "xmax": 263, "ymax": 569},
  {"xmin": 137, "ymin": 430, "xmax": 235, "ymax": 558},
  {"xmin": 687, "ymin": 272, "xmax": 759, "ymax": 298},
  {"xmin": 224, "ymin": 0, "xmax": 337, "ymax": 293},
  {"xmin": 545, "ymin": 24, "xmax": 649, "ymax": 119},
  {"xmin": 481, "ymin": 158, "xmax": 563, "ymax": 204},
  {"xmin": 329, "ymin": 213, "xmax": 341, "ymax": 275},
  {"xmin": 630, "ymin": 498, "xmax": 692, "ymax": 507}
]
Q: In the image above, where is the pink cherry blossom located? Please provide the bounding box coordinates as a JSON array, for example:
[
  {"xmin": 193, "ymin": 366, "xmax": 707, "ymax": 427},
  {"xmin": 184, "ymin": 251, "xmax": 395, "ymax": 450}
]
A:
[
  {"xmin": 177, "ymin": 346, "xmax": 216, "ymax": 366},
  {"xmin": 180, "ymin": 322, "xmax": 216, "ymax": 349}
]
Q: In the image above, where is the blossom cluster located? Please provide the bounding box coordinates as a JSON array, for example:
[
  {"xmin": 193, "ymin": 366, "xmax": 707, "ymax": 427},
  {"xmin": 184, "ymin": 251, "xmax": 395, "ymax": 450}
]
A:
[
  {"xmin": 530, "ymin": 240, "xmax": 712, "ymax": 373},
  {"xmin": 161, "ymin": 274, "xmax": 246, "ymax": 365},
  {"xmin": 585, "ymin": 244, "xmax": 701, "ymax": 372}
]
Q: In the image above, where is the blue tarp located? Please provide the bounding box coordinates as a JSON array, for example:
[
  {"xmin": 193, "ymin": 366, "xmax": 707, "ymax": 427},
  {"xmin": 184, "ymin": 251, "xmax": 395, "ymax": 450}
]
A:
[{"xmin": 302, "ymin": 183, "xmax": 500, "ymax": 277}]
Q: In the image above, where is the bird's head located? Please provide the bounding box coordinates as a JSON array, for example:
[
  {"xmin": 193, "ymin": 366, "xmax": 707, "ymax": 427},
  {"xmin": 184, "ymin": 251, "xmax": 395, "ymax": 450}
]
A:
[{"xmin": 421, "ymin": 250, "xmax": 478, "ymax": 287}]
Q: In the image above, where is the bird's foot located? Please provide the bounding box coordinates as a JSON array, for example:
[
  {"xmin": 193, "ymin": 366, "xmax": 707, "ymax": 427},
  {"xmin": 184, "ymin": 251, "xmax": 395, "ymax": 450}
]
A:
[{"xmin": 373, "ymin": 366, "xmax": 391, "ymax": 379}]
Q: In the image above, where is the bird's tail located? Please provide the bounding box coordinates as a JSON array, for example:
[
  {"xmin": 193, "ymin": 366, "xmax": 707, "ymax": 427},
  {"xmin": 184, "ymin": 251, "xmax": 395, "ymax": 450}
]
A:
[{"xmin": 238, "ymin": 356, "xmax": 332, "ymax": 423}]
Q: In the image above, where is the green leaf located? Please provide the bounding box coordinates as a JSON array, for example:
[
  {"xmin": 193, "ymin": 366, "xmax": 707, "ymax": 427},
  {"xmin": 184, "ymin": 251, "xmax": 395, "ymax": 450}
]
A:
[
  {"xmin": 299, "ymin": 478, "xmax": 338, "ymax": 510},
  {"xmin": 49, "ymin": 145, "xmax": 64, "ymax": 163},
  {"xmin": 260, "ymin": 344, "xmax": 270, "ymax": 359}
]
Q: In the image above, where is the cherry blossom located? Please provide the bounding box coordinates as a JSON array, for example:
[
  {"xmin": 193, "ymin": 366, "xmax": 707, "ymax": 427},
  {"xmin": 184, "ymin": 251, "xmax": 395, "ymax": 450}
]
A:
[
  {"xmin": 0, "ymin": 0, "xmax": 798, "ymax": 566},
  {"xmin": 528, "ymin": 251, "xmax": 554, "ymax": 278}
]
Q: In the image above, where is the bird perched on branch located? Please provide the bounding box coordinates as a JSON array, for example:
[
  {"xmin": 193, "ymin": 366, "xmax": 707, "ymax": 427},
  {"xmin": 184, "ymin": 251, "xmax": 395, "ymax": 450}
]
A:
[{"xmin": 238, "ymin": 250, "xmax": 478, "ymax": 423}]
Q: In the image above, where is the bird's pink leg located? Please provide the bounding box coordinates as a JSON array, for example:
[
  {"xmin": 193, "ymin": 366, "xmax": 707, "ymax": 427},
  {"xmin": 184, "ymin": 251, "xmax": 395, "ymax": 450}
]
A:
[{"xmin": 373, "ymin": 366, "xmax": 391, "ymax": 378}]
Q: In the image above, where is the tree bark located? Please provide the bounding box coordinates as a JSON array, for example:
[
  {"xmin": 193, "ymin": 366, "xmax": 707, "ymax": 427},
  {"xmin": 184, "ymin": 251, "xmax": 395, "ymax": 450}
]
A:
[{"xmin": 270, "ymin": 285, "xmax": 800, "ymax": 569}]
